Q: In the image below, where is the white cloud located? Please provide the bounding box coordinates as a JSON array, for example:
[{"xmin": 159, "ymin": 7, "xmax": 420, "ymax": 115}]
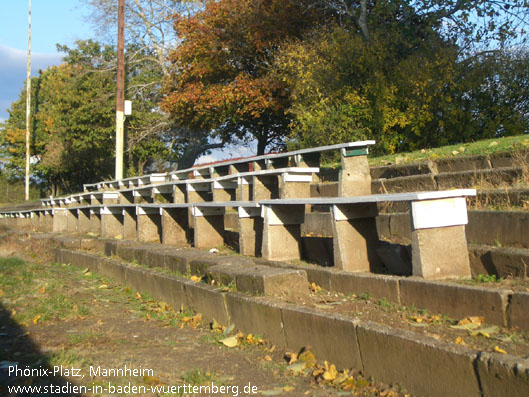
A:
[{"xmin": 0, "ymin": 44, "xmax": 63, "ymax": 120}]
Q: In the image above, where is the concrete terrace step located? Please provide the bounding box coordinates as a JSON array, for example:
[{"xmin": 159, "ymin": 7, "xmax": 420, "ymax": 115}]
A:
[
  {"xmin": 44, "ymin": 241, "xmax": 528, "ymax": 397},
  {"xmin": 36, "ymin": 233, "xmax": 527, "ymax": 332},
  {"xmin": 206, "ymin": 262, "xmax": 308, "ymax": 298}
]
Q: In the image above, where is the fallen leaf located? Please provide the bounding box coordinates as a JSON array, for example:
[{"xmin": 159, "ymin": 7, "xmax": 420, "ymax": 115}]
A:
[
  {"xmin": 299, "ymin": 350, "xmax": 316, "ymax": 369},
  {"xmin": 0, "ymin": 290, "xmax": 3, "ymax": 297},
  {"xmin": 283, "ymin": 385, "xmax": 295, "ymax": 392},
  {"xmin": 322, "ymin": 363, "xmax": 338, "ymax": 381},
  {"xmin": 494, "ymin": 346, "xmax": 507, "ymax": 354},
  {"xmin": 286, "ymin": 352, "xmax": 298, "ymax": 364},
  {"xmin": 264, "ymin": 355, "xmax": 272, "ymax": 361},
  {"xmin": 455, "ymin": 336, "xmax": 465, "ymax": 345},
  {"xmin": 221, "ymin": 336, "xmax": 238, "ymax": 348},
  {"xmin": 190, "ymin": 275, "xmax": 202, "ymax": 282},
  {"xmin": 32, "ymin": 315, "xmax": 41, "ymax": 325},
  {"xmin": 98, "ymin": 284, "xmax": 108, "ymax": 289},
  {"xmin": 39, "ymin": 287, "xmax": 46, "ymax": 294}
]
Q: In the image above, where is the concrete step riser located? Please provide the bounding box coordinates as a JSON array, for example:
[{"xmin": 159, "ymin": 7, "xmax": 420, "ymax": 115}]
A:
[{"xmin": 54, "ymin": 247, "xmax": 529, "ymax": 397}]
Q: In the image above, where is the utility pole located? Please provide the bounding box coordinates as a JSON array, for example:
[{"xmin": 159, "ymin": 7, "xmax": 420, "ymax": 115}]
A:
[
  {"xmin": 25, "ymin": 0, "xmax": 31, "ymax": 201},
  {"xmin": 115, "ymin": 0, "xmax": 125, "ymax": 180}
]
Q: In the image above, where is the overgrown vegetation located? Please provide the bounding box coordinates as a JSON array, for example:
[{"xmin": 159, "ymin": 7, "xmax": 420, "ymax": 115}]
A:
[{"xmin": 1, "ymin": 0, "xmax": 529, "ymax": 196}]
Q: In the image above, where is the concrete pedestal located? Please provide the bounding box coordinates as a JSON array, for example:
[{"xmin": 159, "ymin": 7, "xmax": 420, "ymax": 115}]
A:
[
  {"xmin": 253, "ymin": 175, "xmax": 279, "ymax": 201},
  {"xmin": 411, "ymin": 226, "xmax": 471, "ymax": 279},
  {"xmin": 101, "ymin": 210, "xmax": 124, "ymax": 239},
  {"xmin": 89, "ymin": 211, "xmax": 101, "ymax": 235},
  {"xmin": 137, "ymin": 208, "xmax": 162, "ymax": 243},
  {"xmin": 78, "ymin": 209, "xmax": 91, "ymax": 234},
  {"xmin": 66, "ymin": 210, "xmax": 78, "ymax": 234},
  {"xmin": 338, "ymin": 155, "xmax": 372, "ymax": 196},
  {"xmin": 53, "ymin": 209, "xmax": 68, "ymax": 233},
  {"xmin": 123, "ymin": 207, "xmax": 137, "ymax": 240},
  {"xmin": 161, "ymin": 208, "xmax": 189, "ymax": 246},
  {"xmin": 238, "ymin": 210, "xmax": 263, "ymax": 257},
  {"xmin": 261, "ymin": 205, "xmax": 305, "ymax": 261},
  {"xmin": 192, "ymin": 207, "xmax": 225, "ymax": 249}
]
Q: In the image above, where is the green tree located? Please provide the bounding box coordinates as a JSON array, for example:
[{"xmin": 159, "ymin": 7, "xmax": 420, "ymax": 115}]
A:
[{"xmin": 162, "ymin": 0, "xmax": 326, "ymax": 155}]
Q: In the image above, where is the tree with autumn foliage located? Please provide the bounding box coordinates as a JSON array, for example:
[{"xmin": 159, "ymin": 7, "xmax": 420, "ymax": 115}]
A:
[{"xmin": 162, "ymin": 0, "xmax": 327, "ymax": 155}]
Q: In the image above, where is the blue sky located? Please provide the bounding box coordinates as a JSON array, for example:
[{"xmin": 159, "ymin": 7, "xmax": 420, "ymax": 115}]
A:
[{"xmin": 0, "ymin": 0, "xmax": 95, "ymax": 121}]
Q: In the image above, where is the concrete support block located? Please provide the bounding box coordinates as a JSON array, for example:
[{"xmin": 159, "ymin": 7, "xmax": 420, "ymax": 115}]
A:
[
  {"xmin": 411, "ymin": 225, "xmax": 471, "ymax": 279},
  {"xmin": 122, "ymin": 207, "xmax": 137, "ymax": 240},
  {"xmin": 43, "ymin": 213, "xmax": 54, "ymax": 232},
  {"xmin": 184, "ymin": 281, "xmax": 229, "ymax": 325},
  {"xmin": 356, "ymin": 321, "xmax": 481, "ymax": 397},
  {"xmin": 278, "ymin": 179, "xmax": 312, "ymax": 199},
  {"xmin": 78, "ymin": 209, "xmax": 91, "ymax": 234},
  {"xmin": 137, "ymin": 212, "xmax": 161, "ymax": 243},
  {"xmin": 66, "ymin": 211, "xmax": 78, "ymax": 234},
  {"xmin": 172, "ymin": 185, "xmax": 186, "ymax": 203},
  {"xmin": 53, "ymin": 209, "xmax": 68, "ymax": 233},
  {"xmin": 330, "ymin": 272, "xmax": 400, "ymax": 303},
  {"xmin": 281, "ymin": 306, "xmax": 363, "ymax": 370},
  {"xmin": 261, "ymin": 205, "xmax": 304, "ymax": 261},
  {"xmin": 212, "ymin": 181, "xmax": 237, "ymax": 202},
  {"xmin": 225, "ymin": 293, "xmax": 287, "ymax": 347},
  {"xmin": 332, "ymin": 210, "xmax": 381, "ymax": 272},
  {"xmin": 89, "ymin": 211, "xmax": 101, "ymax": 235},
  {"xmin": 338, "ymin": 154, "xmax": 371, "ymax": 196},
  {"xmin": 507, "ymin": 292, "xmax": 529, "ymax": 330},
  {"xmin": 161, "ymin": 208, "xmax": 189, "ymax": 246},
  {"xmin": 236, "ymin": 182, "xmax": 252, "ymax": 201},
  {"xmin": 119, "ymin": 191, "xmax": 134, "ymax": 204},
  {"xmin": 101, "ymin": 212, "xmax": 123, "ymax": 239},
  {"xmin": 399, "ymin": 279, "xmax": 510, "ymax": 326},
  {"xmin": 253, "ymin": 175, "xmax": 279, "ymax": 201},
  {"xmin": 476, "ymin": 352, "xmax": 529, "ymax": 397},
  {"xmin": 193, "ymin": 209, "xmax": 225, "ymax": 249},
  {"xmin": 238, "ymin": 216, "xmax": 262, "ymax": 256}
]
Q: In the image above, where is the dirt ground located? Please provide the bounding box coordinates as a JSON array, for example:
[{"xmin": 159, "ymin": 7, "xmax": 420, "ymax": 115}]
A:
[{"xmin": 0, "ymin": 234, "xmax": 405, "ymax": 397}]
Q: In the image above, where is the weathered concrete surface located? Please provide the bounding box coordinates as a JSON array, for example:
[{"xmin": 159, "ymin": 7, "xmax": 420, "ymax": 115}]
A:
[
  {"xmin": 161, "ymin": 208, "xmax": 189, "ymax": 246},
  {"xmin": 184, "ymin": 281, "xmax": 229, "ymax": 325},
  {"xmin": 53, "ymin": 210, "xmax": 68, "ymax": 233},
  {"xmin": 207, "ymin": 263, "xmax": 308, "ymax": 298},
  {"xmin": 332, "ymin": 217, "xmax": 382, "ymax": 272},
  {"xmin": 238, "ymin": 217, "xmax": 262, "ymax": 257},
  {"xmin": 42, "ymin": 245, "xmax": 529, "ymax": 396},
  {"xmin": 411, "ymin": 225, "xmax": 471, "ymax": 279},
  {"xmin": 330, "ymin": 272, "xmax": 400, "ymax": 303},
  {"xmin": 261, "ymin": 224, "xmax": 301, "ymax": 261},
  {"xmin": 225, "ymin": 293, "xmax": 287, "ymax": 347},
  {"xmin": 507, "ymin": 292, "xmax": 529, "ymax": 330},
  {"xmin": 253, "ymin": 175, "xmax": 279, "ymax": 201},
  {"xmin": 477, "ymin": 352, "xmax": 529, "ymax": 397},
  {"xmin": 467, "ymin": 210, "xmax": 529, "ymax": 248},
  {"xmin": 281, "ymin": 306, "xmax": 363, "ymax": 371},
  {"xmin": 356, "ymin": 321, "xmax": 481, "ymax": 397},
  {"xmin": 468, "ymin": 245, "xmax": 529, "ymax": 278},
  {"xmin": 399, "ymin": 279, "xmax": 510, "ymax": 326},
  {"xmin": 101, "ymin": 213, "xmax": 123, "ymax": 239},
  {"xmin": 193, "ymin": 215, "xmax": 224, "ymax": 249},
  {"xmin": 338, "ymin": 155, "xmax": 371, "ymax": 196},
  {"xmin": 137, "ymin": 213, "xmax": 162, "ymax": 243}
]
